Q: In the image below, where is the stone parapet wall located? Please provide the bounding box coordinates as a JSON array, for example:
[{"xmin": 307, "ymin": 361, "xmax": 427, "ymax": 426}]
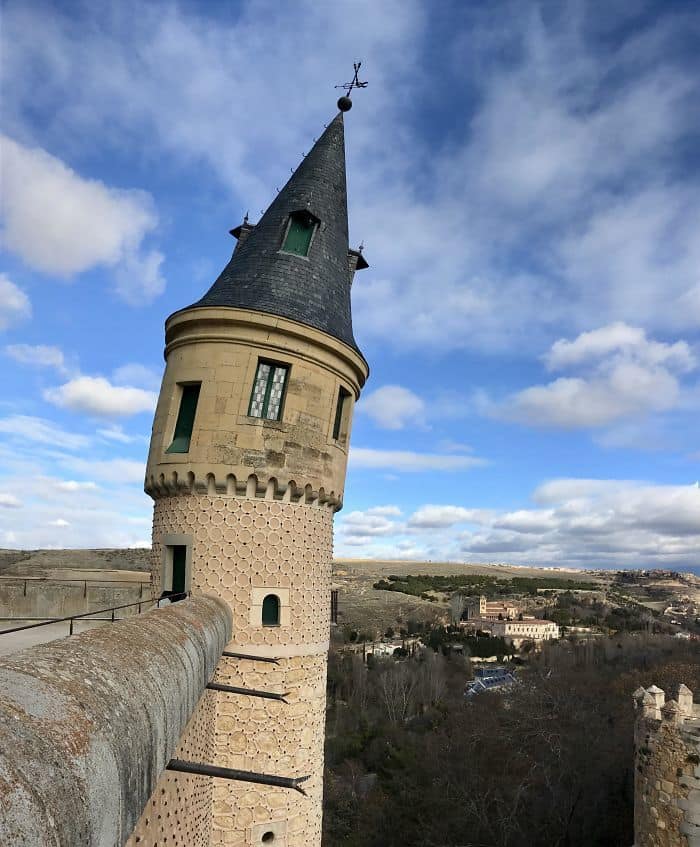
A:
[
  {"xmin": 0, "ymin": 595, "xmax": 231, "ymax": 847},
  {"xmin": 634, "ymin": 684, "xmax": 700, "ymax": 847},
  {"xmin": 0, "ymin": 577, "xmax": 148, "ymax": 620}
]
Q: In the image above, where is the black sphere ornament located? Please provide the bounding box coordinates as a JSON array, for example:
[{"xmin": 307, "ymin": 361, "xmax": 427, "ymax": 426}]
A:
[{"xmin": 337, "ymin": 96, "xmax": 353, "ymax": 112}]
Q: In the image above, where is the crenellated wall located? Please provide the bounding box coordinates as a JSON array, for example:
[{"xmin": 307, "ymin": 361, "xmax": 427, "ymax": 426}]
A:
[{"xmin": 633, "ymin": 684, "xmax": 700, "ymax": 847}]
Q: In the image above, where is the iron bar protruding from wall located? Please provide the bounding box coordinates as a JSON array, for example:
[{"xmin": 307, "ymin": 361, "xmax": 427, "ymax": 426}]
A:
[
  {"xmin": 206, "ymin": 681, "xmax": 288, "ymax": 702},
  {"xmin": 222, "ymin": 650, "xmax": 279, "ymax": 664},
  {"xmin": 166, "ymin": 759, "xmax": 310, "ymax": 794}
]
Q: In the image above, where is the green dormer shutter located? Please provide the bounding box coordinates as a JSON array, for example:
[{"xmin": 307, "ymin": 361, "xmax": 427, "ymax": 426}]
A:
[{"xmin": 282, "ymin": 214, "xmax": 315, "ymax": 256}]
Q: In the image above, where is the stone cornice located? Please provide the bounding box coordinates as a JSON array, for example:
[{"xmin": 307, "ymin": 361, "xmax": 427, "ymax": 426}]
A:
[{"xmin": 164, "ymin": 306, "xmax": 369, "ymax": 394}]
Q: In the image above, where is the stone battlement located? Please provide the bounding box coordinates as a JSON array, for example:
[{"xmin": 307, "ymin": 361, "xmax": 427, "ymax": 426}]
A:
[
  {"xmin": 633, "ymin": 684, "xmax": 700, "ymax": 847},
  {"xmin": 145, "ymin": 470, "xmax": 341, "ymax": 509}
]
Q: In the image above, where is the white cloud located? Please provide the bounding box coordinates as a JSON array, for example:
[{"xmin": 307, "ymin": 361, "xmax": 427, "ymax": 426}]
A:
[
  {"xmin": 55, "ymin": 480, "xmax": 98, "ymax": 492},
  {"xmin": 0, "ymin": 451, "xmax": 150, "ymax": 549},
  {"xmin": 0, "ymin": 493, "xmax": 21, "ymax": 508},
  {"xmin": 44, "ymin": 376, "xmax": 157, "ymax": 418},
  {"xmin": 365, "ymin": 505, "xmax": 402, "ymax": 517},
  {"xmin": 5, "ymin": 343, "xmax": 68, "ymax": 373},
  {"xmin": 113, "ymin": 249, "xmax": 166, "ymax": 306},
  {"xmin": 492, "ymin": 509, "xmax": 558, "ymax": 534},
  {"xmin": 58, "ymin": 457, "xmax": 145, "ymax": 484},
  {"xmin": 0, "ymin": 415, "xmax": 90, "ymax": 450},
  {"xmin": 340, "ymin": 510, "xmax": 401, "ymax": 539},
  {"xmin": 351, "ymin": 8, "xmax": 700, "ymax": 352},
  {"xmin": 495, "ymin": 324, "xmax": 697, "ymax": 428},
  {"xmin": 97, "ymin": 425, "xmax": 145, "ymax": 444},
  {"xmin": 545, "ymin": 323, "xmax": 695, "ymax": 372},
  {"xmin": 339, "ymin": 479, "xmax": 700, "ymax": 568},
  {"xmin": 358, "ymin": 385, "xmax": 426, "ymax": 430},
  {"xmin": 350, "ymin": 447, "xmax": 487, "ymax": 472},
  {"xmin": 4, "ymin": 2, "xmax": 699, "ymax": 350},
  {"xmin": 0, "ymin": 274, "xmax": 31, "ymax": 330},
  {"xmin": 112, "ymin": 363, "xmax": 161, "ymax": 391},
  {"xmin": 408, "ymin": 505, "xmax": 489, "ymax": 529},
  {"xmin": 458, "ymin": 480, "xmax": 700, "ymax": 566},
  {"xmin": 0, "ymin": 136, "xmax": 164, "ymax": 304}
]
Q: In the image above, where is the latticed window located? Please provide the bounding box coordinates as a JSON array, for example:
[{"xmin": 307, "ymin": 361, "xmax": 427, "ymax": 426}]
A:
[{"xmin": 248, "ymin": 361, "xmax": 289, "ymax": 421}]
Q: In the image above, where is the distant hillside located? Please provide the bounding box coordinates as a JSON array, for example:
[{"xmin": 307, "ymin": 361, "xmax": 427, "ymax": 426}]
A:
[{"xmin": 0, "ymin": 548, "xmax": 151, "ymax": 575}]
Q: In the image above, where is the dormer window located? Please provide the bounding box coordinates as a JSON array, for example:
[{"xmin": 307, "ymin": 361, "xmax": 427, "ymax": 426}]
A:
[{"xmin": 281, "ymin": 210, "xmax": 318, "ymax": 257}]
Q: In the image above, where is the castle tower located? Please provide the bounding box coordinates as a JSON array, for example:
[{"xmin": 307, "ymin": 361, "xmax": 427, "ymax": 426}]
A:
[
  {"xmin": 633, "ymin": 684, "xmax": 700, "ymax": 846},
  {"xmin": 141, "ymin": 106, "xmax": 368, "ymax": 846}
]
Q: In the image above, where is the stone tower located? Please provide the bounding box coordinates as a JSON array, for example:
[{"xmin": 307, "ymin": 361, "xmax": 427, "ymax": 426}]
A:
[
  {"xmin": 633, "ymin": 684, "xmax": 700, "ymax": 847},
  {"xmin": 138, "ymin": 107, "xmax": 368, "ymax": 847}
]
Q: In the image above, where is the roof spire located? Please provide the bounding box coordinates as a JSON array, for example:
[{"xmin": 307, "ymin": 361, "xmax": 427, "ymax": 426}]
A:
[{"xmin": 185, "ymin": 107, "xmax": 365, "ymax": 352}]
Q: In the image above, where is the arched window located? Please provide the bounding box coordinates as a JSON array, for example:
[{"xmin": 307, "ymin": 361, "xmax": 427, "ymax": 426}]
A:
[{"xmin": 262, "ymin": 594, "xmax": 280, "ymax": 626}]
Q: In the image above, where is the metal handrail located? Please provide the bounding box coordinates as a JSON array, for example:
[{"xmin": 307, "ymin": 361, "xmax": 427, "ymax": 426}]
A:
[{"xmin": 0, "ymin": 592, "xmax": 188, "ymax": 637}]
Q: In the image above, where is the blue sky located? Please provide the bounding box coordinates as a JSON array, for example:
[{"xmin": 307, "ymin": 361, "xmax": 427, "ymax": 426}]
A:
[{"xmin": 1, "ymin": 0, "xmax": 699, "ymax": 569}]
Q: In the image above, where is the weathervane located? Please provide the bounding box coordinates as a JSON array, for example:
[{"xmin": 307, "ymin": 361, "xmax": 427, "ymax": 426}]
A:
[{"xmin": 335, "ymin": 61, "xmax": 368, "ymax": 112}]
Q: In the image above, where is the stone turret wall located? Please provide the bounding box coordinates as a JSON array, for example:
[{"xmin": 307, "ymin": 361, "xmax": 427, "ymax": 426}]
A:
[
  {"xmin": 149, "ymin": 492, "xmax": 332, "ymax": 846},
  {"xmin": 634, "ymin": 684, "xmax": 700, "ymax": 847},
  {"xmin": 151, "ymin": 494, "xmax": 332, "ymax": 648},
  {"xmin": 145, "ymin": 308, "xmax": 367, "ymax": 508}
]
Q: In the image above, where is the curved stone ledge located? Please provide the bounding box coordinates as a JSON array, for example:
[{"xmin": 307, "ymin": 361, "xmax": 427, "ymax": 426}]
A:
[
  {"xmin": 164, "ymin": 307, "xmax": 369, "ymax": 390},
  {"xmin": 145, "ymin": 470, "xmax": 342, "ymax": 510},
  {"xmin": 0, "ymin": 595, "xmax": 232, "ymax": 847}
]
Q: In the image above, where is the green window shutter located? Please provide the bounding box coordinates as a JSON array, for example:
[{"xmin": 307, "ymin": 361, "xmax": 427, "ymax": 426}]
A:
[
  {"xmin": 262, "ymin": 594, "xmax": 280, "ymax": 626},
  {"xmin": 248, "ymin": 362, "xmax": 288, "ymax": 421},
  {"xmin": 166, "ymin": 383, "xmax": 201, "ymax": 453},
  {"xmin": 282, "ymin": 216, "xmax": 314, "ymax": 256},
  {"xmin": 332, "ymin": 387, "xmax": 350, "ymax": 440}
]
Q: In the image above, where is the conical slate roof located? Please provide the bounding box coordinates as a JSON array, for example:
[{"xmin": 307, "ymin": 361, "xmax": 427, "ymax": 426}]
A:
[{"xmin": 185, "ymin": 112, "xmax": 360, "ymax": 351}]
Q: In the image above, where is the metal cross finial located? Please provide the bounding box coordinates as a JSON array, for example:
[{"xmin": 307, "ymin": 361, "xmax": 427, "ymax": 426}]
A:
[{"xmin": 335, "ymin": 61, "xmax": 368, "ymax": 97}]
